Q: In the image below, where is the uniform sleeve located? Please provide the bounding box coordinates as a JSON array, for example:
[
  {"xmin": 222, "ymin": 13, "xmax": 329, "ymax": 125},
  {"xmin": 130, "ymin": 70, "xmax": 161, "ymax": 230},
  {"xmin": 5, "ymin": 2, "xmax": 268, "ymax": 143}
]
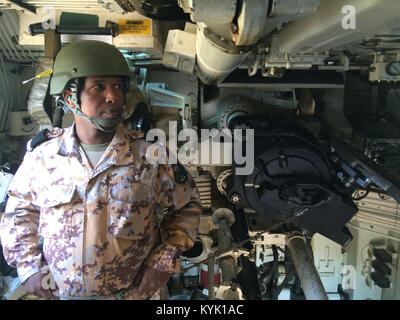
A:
[
  {"xmin": 145, "ymin": 163, "xmax": 202, "ymax": 274},
  {"xmin": 0, "ymin": 151, "xmax": 47, "ymax": 283}
]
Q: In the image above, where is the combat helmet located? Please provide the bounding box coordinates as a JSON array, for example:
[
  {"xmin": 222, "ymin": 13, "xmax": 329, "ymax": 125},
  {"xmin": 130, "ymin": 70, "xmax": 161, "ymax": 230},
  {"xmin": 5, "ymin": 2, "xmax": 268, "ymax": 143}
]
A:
[
  {"xmin": 50, "ymin": 40, "xmax": 131, "ymax": 132},
  {"xmin": 50, "ymin": 40, "xmax": 130, "ymax": 95}
]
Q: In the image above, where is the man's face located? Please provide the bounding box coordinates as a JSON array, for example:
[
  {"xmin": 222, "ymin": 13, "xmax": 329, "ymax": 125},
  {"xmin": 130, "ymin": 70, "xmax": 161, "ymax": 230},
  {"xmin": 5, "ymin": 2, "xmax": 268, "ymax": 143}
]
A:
[{"xmin": 79, "ymin": 76, "xmax": 125, "ymax": 119}]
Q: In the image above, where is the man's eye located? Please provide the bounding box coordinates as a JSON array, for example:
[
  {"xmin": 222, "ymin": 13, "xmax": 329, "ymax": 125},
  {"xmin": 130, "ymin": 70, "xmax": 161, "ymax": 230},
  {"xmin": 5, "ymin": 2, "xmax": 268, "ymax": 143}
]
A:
[
  {"xmin": 114, "ymin": 83, "xmax": 122, "ymax": 90},
  {"xmin": 91, "ymin": 84, "xmax": 103, "ymax": 90}
]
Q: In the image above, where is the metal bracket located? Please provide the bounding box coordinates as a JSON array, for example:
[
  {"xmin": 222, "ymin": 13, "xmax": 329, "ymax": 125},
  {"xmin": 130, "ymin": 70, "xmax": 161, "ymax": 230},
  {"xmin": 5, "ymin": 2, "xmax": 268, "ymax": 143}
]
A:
[{"xmin": 144, "ymin": 83, "xmax": 192, "ymax": 128}]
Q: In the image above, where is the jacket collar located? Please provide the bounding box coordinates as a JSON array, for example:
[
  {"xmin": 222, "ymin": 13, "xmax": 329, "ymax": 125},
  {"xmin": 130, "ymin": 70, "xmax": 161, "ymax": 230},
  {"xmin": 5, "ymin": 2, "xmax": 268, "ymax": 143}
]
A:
[
  {"xmin": 57, "ymin": 123, "xmax": 145, "ymax": 168},
  {"xmin": 56, "ymin": 124, "xmax": 82, "ymax": 161}
]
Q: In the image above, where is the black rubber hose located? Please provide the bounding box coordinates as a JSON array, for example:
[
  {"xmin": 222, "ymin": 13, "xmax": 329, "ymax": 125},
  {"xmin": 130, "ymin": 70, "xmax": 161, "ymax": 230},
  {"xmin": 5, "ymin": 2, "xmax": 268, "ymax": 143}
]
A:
[
  {"xmin": 29, "ymin": 23, "xmax": 117, "ymax": 37},
  {"xmin": 260, "ymin": 245, "xmax": 279, "ymax": 287},
  {"xmin": 273, "ymin": 266, "xmax": 294, "ymax": 300}
]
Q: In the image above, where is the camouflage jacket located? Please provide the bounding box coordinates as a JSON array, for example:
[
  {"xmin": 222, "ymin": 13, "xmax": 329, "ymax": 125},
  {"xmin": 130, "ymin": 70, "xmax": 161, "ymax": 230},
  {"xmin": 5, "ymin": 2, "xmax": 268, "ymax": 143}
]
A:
[{"xmin": 0, "ymin": 123, "xmax": 201, "ymax": 298}]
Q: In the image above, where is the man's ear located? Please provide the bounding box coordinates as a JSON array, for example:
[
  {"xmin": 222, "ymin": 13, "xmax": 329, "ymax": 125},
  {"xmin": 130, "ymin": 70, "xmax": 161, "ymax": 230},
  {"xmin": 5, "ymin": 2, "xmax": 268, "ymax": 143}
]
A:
[{"xmin": 62, "ymin": 90, "xmax": 76, "ymax": 109}]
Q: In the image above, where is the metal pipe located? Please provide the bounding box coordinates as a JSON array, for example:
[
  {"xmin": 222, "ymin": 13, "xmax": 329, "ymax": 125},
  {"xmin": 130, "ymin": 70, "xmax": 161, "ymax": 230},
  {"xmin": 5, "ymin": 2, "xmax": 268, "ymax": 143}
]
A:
[
  {"xmin": 216, "ymin": 219, "xmax": 233, "ymax": 251},
  {"xmin": 196, "ymin": 28, "xmax": 248, "ymax": 85},
  {"xmin": 318, "ymin": 66, "xmax": 367, "ymax": 71},
  {"xmin": 178, "ymin": 0, "xmax": 237, "ymax": 24},
  {"xmin": 265, "ymin": 62, "xmax": 312, "ymax": 69},
  {"xmin": 273, "ymin": 266, "xmax": 294, "ymax": 300},
  {"xmin": 207, "ymin": 255, "xmax": 216, "ymax": 300},
  {"xmin": 219, "ymin": 257, "xmax": 236, "ymax": 285},
  {"xmin": 248, "ymin": 58, "xmax": 260, "ymax": 76},
  {"xmin": 259, "ymin": 245, "xmax": 278, "ymax": 287},
  {"xmin": 286, "ymin": 233, "xmax": 328, "ymax": 300},
  {"xmin": 217, "ymin": 219, "xmax": 236, "ymax": 285},
  {"xmin": 213, "ymin": 208, "xmax": 236, "ymax": 286},
  {"xmin": 277, "ymin": 0, "xmax": 400, "ymax": 54}
]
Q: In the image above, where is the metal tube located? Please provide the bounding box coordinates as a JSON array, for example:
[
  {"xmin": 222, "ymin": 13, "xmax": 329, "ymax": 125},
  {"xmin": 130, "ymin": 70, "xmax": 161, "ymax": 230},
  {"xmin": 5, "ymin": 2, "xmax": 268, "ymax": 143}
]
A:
[
  {"xmin": 220, "ymin": 257, "xmax": 236, "ymax": 285},
  {"xmin": 286, "ymin": 233, "xmax": 328, "ymax": 300},
  {"xmin": 277, "ymin": 0, "xmax": 400, "ymax": 54},
  {"xmin": 217, "ymin": 219, "xmax": 236, "ymax": 285},
  {"xmin": 265, "ymin": 62, "xmax": 312, "ymax": 68},
  {"xmin": 318, "ymin": 66, "xmax": 367, "ymax": 71},
  {"xmin": 259, "ymin": 245, "xmax": 278, "ymax": 287},
  {"xmin": 179, "ymin": 0, "xmax": 237, "ymax": 24},
  {"xmin": 213, "ymin": 209, "xmax": 237, "ymax": 286},
  {"xmin": 207, "ymin": 255, "xmax": 216, "ymax": 300},
  {"xmin": 216, "ymin": 219, "xmax": 233, "ymax": 251},
  {"xmin": 196, "ymin": 28, "xmax": 247, "ymax": 85}
]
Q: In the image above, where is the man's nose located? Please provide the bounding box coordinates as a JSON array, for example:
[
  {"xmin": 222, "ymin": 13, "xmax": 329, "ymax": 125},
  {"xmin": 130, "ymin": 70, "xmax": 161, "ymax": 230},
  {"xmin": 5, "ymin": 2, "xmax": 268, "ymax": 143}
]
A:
[{"xmin": 104, "ymin": 87, "xmax": 119, "ymax": 103}]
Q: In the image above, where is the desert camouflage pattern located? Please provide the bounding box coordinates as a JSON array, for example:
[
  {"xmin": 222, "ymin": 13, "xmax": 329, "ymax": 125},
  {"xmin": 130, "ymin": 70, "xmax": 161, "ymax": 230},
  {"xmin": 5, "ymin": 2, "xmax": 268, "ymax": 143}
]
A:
[{"xmin": 0, "ymin": 123, "xmax": 201, "ymax": 299}]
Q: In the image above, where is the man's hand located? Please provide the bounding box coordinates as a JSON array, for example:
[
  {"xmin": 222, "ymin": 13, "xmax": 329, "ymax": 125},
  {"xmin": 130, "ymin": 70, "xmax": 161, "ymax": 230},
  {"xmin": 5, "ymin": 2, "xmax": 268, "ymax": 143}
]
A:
[
  {"xmin": 23, "ymin": 269, "xmax": 59, "ymax": 300},
  {"xmin": 133, "ymin": 265, "xmax": 172, "ymax": 298}
]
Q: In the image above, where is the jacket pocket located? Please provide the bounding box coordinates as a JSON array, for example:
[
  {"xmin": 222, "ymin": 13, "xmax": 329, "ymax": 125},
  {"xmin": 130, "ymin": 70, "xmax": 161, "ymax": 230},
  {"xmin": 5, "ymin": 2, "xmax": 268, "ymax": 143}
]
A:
[
  {"xmin": 33, "ymin": 185, "xmax": 78, "ymax": 239},
  {"xmin": 108, "ymin": 182, "xmax": 152, "ymax": 239}
]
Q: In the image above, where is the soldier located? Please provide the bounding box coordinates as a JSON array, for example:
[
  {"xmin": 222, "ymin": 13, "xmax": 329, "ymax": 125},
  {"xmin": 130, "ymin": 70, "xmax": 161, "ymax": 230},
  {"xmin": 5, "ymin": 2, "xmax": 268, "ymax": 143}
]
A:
[{"xmin": 0, "ymin": 40, "xmax": 202, "ymax": 300}]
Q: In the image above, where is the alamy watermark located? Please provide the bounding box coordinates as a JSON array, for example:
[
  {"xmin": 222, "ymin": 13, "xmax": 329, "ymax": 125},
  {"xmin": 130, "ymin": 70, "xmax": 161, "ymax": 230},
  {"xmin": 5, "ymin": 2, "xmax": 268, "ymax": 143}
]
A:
[
  {"xmin": 41, "ymin": 268, "xmax": 57, "ymax": 290},
  {"xmin": 40, "ymin": 7, "xmax": 56, "ymax": 30},
  {"xmin": 342, "ymin": 5, "xmax": 356, "ymax": 30},
  {"xmin": 40, "ymin": 5, "xmax": 356, "ymax": 32},
  {"xmin": 341, "ymin": 265, "xmax": 357, "ymax": 290},
  {"xmin": 145, "ymin": 121, "xmax": 254, "ymax": 175}
]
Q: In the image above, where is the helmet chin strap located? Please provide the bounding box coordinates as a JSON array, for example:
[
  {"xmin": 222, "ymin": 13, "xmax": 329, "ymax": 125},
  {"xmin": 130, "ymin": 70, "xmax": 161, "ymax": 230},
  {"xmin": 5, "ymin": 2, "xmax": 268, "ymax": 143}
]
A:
[{"xmin": 71, "ymin": 107, "xmax": 124, "ymax": 133}]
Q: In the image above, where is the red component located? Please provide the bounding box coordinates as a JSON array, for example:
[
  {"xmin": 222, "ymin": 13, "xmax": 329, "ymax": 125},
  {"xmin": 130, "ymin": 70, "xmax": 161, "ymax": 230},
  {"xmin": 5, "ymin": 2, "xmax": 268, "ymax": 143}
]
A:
[{"xmin": 200, "ymin": 262, "xmax": 221, "ymax": 290}]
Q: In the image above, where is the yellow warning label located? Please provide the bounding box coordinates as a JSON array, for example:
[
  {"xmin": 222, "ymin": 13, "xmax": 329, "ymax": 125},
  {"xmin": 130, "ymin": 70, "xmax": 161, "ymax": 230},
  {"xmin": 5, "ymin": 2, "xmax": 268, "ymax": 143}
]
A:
[{"xmin": 119, "ymin": 19, "xmax": 152, "ymax": 35}]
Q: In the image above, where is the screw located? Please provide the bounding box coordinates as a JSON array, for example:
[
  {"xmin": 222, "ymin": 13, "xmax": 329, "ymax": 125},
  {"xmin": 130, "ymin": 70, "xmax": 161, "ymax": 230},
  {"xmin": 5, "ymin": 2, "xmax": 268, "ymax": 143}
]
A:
[
  {"xmin": 230, "ymin": 193, "xmax": 241, "ymax": 203},
  {"xmin": 165, "ymin": 54, "xmax": 176, "ymax": 65},
  {"xmin": 182, "ymin": 60, "xmax": 191, "ymax": 70}
]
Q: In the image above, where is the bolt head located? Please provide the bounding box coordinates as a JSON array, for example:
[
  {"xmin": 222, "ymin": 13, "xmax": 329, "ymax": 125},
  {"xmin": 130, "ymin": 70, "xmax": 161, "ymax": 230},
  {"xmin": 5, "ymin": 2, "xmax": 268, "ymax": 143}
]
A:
[{"xmin": 230, "ymin": 193, "xmax": 241, "ymax": 203}]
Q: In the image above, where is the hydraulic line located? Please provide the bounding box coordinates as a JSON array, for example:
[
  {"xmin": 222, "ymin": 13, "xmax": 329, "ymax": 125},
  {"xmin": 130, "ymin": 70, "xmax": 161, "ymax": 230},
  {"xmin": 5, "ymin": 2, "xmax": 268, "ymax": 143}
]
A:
[{"xmin": 286, "ymin": 233, "xmax": 328, "ymax": 300}]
